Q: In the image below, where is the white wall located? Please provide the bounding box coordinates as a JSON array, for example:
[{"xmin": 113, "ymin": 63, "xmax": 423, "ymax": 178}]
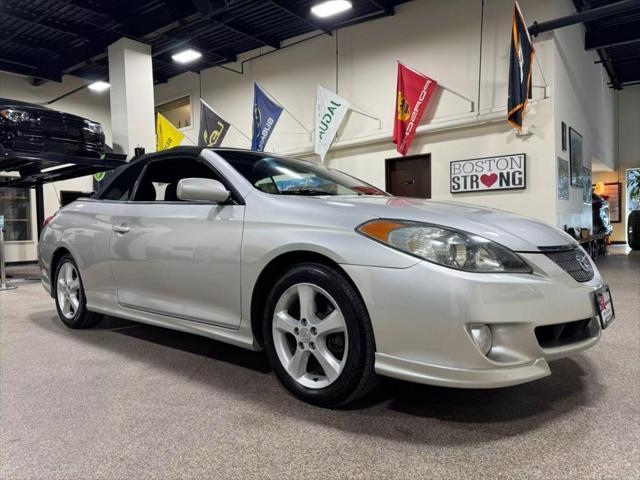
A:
[
  {"xmin": 154, "ymin": 71, "xmax": 201, "ymax": 145},
  {"xmin": 0, "ymin": 72, "xmax": 111, "ymax": 261},
  {"xmin": 167, "ymin": 0, "xmax": 560, "ymax": 223},
  {"xmin": 0, "ymin": 0, "xmax": 622, "ymax": 261},
  {"xmin": 617, "ymin": 85, "xmax": 640, "ymax": 171},
  {"xmin": 593, "ymin": 85, "xmax": 640, "ymax": 242},
  {"xmin": 551, "ymin": 1, "xmax": 617, "ymax": 232}
]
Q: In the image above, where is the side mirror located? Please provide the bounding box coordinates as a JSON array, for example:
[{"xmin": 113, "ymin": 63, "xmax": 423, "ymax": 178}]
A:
[{"xmin": 177, "ymin": 178, "xmax": 230, "ymax": 203}]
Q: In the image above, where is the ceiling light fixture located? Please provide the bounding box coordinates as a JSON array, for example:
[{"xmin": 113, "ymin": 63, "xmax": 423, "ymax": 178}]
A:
[
  {"xmin": 171, "ymin": 48, "xmax": 202, "ymax": 64},
  {"xmin": 40, "ymin": 163, "xmax": 75, "ymax": 173},
  {"xmin": 88, "ymin": 81, "xmax": 110, "ymax": 92},
  {"xmin": 311, "ymin": 0, "xmax": 353, "ymax": 18}
]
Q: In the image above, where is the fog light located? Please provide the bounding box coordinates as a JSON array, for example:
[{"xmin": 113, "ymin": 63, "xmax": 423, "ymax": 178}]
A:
[{"xmin": 470, "ymin": 324, "xmax": 492, "ymax": 355}]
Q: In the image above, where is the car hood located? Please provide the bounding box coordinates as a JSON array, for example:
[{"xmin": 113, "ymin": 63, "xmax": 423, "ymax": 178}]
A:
[
  {"xmin": 0, "ymin": 99, "xmax": 91, "ymax": 123},
  {"xmin": 318, "ymin": 196, "xmax": 577, "ymax": 252}
]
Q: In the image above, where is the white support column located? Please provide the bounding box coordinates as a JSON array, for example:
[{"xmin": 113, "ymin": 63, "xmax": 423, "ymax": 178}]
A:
[{"xmin": 107, "ymin": 38, "xmax": 156, "ymax": 156}]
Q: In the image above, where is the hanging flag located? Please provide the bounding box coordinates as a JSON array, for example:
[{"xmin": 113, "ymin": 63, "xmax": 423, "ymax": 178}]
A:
[
  {"xmin": 198, "ymin": 99, "xmax": 230, "ymax": 147},
  {"xmin": 314, "ymin": 85, "xmax": 350, "ymax": 162},
  {"xmin": 392, "ymin": 62, "xmax": 437, "ymax": 156},
  {"xmin": 507, "ymin": 1, "xmax": 535, "ymax": 131},
  {"xmin": 251, "ymin": 83, "xmax": 283, "ymax": 151},
  {"xmin": 156, "ymin": 113, "xmax": 184, "ymax": 151}
]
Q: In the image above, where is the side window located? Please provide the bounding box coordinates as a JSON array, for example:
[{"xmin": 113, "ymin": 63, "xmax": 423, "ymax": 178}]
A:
[
  {"xmin": 99, "ymin": 162, "xmax": 145, "ymax": 201},
  {"xmin": 132, "ymin": 157, "xmax": 222, "ymax": 202}
]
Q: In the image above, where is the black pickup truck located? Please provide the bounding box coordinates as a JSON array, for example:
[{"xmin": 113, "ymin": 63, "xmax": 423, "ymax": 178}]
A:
[{"xmin": 0, "ymin": 98, "xmax": 105, "ymax": 156}]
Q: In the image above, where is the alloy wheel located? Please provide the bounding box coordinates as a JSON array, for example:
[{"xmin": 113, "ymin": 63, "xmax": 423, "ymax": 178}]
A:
[
  {"xmin": 272, "ymin": 283, "xmax": 349, "ymax": 389},
  {"xmin": 57, "ymin": 262, "xmax": 81, "ymax": 320}
]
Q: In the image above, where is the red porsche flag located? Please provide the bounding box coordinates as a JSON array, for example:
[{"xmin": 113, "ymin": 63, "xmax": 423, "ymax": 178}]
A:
[{"xmin": 392, "ymin": 62, "xmax": 437, "ymax": 156}]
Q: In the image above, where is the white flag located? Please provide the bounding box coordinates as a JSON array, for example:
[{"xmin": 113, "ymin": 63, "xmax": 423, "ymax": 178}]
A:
[{"xmin": 315, "ymin": 85, "xmax": 350, "ymax": 162}]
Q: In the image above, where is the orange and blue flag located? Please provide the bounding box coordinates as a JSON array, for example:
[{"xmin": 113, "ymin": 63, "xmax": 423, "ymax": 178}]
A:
[{"xmin": 508, "ymin": 1, "xmax": 535, "ymax": 131}]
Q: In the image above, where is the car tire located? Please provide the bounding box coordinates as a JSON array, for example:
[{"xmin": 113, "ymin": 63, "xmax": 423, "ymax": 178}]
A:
[
  {"xmin": 53, "ymin": 254, "xmax": 103, "ymax": 329},
  {"xmin": 263, "ymin": 262, "xmax": 377, "ymax": 407},
  {"xmin": 628, "ymin": 210, "xmax": 640, "ymax": 250}
]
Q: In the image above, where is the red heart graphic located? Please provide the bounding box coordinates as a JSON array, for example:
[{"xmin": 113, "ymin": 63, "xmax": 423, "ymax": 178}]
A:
[{"xmin": 480, "ymin": 173, "xmax": 498, "ymax": 188}]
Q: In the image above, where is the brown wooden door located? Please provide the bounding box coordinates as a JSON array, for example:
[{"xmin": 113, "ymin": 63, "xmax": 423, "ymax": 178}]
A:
[{"xmin": 385, "ymin": 154, "xmax": 431, "ymax": 198}]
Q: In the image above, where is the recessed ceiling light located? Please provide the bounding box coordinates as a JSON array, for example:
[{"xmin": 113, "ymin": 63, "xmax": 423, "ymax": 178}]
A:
[
  {"xmin": 88, "ymin": 81, "xmax": 110, "ymax": 92},
  {"xmin": 171, "ymin": 48, "xmax": 202, "ymax": 64},
  {"xmin": 311, "ymin": 0, "xmax": 352, "ymax": 18}
]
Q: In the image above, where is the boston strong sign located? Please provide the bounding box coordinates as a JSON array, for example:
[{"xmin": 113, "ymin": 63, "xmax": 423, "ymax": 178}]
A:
[{"xmin": 450, "ymin": 154, "xmax": 526, "ymax": 193}]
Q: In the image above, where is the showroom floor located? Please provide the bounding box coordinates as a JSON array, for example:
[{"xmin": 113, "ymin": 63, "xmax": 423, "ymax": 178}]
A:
[{"xmin": 1, "ymin": 256, "xmax": 638, "ymax": 480}]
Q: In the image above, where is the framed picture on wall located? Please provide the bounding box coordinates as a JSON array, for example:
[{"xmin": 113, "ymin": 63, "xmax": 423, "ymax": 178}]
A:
[
  {"xmin": 569, "ymin": 127, "xmax": 583, "ymax": 187},
  {"xmin": 561, "ymin": 121, "xmax": 567, "ymax": 151},
  {"xmin": 558, "ymin": 157, "xmax": 569, "ymax": 200},
  {"xmin": 582, "ymin": 167, "xmax": 592, "ymax": 204}
]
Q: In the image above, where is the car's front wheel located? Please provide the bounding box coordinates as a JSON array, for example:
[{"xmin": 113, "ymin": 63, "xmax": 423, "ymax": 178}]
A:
[
  {"xmin": 54, "ymin": 254, "xmax": 103, "ymax": 329},
  {"xmin": 263, "ymin": 262, "xmax": 377, "ymax": 407}
]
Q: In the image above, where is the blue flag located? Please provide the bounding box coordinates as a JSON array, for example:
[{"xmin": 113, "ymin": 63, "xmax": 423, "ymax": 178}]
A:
[{"xmin": 251, "ymin": 83, "xmax": 283, "ymax": 151}]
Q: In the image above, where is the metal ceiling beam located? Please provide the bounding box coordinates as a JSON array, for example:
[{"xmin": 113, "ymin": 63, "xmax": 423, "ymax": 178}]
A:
[
  {"xmin": 0, "ymin": 4, "xmax": 93, "ymax": 44},
  {"xmin": 600, "ymin": 54, "xmax": 622, "ymax": 89},
  {"xmin": 64, "ymin": 0, "xmax": 171, "ymax": 38},
  {"xmin": 191, "ymin": 0, "xmax": 227, "ymax": 16},
  {"xmin": 614, "ymin": 62, "xmax": 640, "ymax": 84},
  {"xmin": 152, "ymin": 27, "xmax": 238, "ymax": 62},
  {"xmin": 570, "ymin": 0, "xmax": 629, "ymax": 89},
  {"xmin": 597, "ymin": 53, "xmax": 640, "ymax": 65},
  {"xmin": 59, "ymin": 21, "xmax": 240, "ymax": 79},
  {"xmin": 214, "ymin": 18, "xmax": 280, "ymax": 49},
  {"xmin": 0, "ymin": 30, "xmax": 66, "ymax": 54},
  {"xmin": 270, "ymin": 0, "xmax": 333, "ymax": 35},
  {"xmin": 367, "ymin": 0, "xmax": 395, "ymax": 15},
  {"xmin": 65, "ymin": 0, "xmax": 130, "ymax": 24},
  {"xmin": 585, "ymin": 20, "xmax": 640, "ymax": 50},
  {"xmin": 0, "ymin": 7, "xmax": 54, "ymax": 51},
  {"xmin": 0, "ymin": 57, "xmax": 61, "ymax": 82},
  {"xmin": 529, "ymin": 0, "xmax": 640, "ymax": 37}
]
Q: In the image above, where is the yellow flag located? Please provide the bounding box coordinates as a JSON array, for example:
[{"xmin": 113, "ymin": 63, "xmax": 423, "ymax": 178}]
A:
[{"xmin": 156, "ymin": 113, "xmax": 184, "ymax": 151}]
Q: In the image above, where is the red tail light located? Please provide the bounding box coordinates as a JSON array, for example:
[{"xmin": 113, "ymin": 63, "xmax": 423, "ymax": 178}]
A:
[{"xmin": 43, "ymin": 212, "xmax": 58, "ymax": 228}]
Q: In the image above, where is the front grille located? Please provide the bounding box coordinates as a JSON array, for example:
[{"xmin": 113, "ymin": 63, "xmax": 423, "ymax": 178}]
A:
[
  {"xmin": 37, "ymin": 111, "xmax": 85, "ymax": 138},
  {"xmin": 543, "ymin": 247, "xmax": 594, "ymax": 282},
  {"xmin": 535, "ymin": 318, "xmax": 596, "ymax": 348}
]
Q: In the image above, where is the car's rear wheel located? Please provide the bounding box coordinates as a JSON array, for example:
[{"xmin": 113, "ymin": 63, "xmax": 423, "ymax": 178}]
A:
[
  {"xmin": 54, "ymin": 254, "xmax": 103, "ymax": 329},
  {"xmin": 263, "ymin": 262, "xmax": 377, "ymax": 407}
]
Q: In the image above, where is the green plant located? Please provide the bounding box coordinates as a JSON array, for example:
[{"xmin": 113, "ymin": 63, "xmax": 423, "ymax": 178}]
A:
[{"xmin": 628, "ymin": 170, "xmax": 640, "ymax": 210}]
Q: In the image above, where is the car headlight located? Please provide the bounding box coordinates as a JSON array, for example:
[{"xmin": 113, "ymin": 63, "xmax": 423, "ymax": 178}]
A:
[
  {"xmin": 84, "ymin": 119, "xmax": 103, "ymax": 135},
  {"xmin": 357, "ymin": 219, "xmax": 532, "ymax": 273},
  {"xmin": 0, "ymin": 109, "xmax": 30, "ymax": 122}
]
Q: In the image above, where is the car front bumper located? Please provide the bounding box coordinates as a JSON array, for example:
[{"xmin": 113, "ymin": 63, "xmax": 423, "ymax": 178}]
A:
[
  {"xmin": 342, "ymin": 252, "xmax": 604, "ymax": 389},
  {"xmin": 0, "ymin": 128, "xmax": 104, "ymax": 156}
]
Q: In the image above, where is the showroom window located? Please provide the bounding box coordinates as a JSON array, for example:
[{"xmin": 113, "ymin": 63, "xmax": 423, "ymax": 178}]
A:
[
  {"xmin": 0, "ymin": 179, "xmax": 32, "ymax": 241},
  {"xmin": 155, "ymin": 95, "xmax": 192, "ymax": 129}
]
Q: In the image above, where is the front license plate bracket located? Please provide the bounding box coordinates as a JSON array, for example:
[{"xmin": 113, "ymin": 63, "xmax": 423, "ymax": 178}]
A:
[{"xmin": 593, "ymin": 285, "xmax": 615, "ymax": 329}]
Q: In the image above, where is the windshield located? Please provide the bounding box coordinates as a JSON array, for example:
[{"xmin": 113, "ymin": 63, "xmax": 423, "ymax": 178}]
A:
[{"xmin": 218, "ymin": 151, "xmax": 387, "ymax": 196}]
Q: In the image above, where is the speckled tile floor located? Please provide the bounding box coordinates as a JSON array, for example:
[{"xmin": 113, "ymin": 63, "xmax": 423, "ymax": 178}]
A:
[{"xmin": 1, "ymin": 256, "xmax": 639, "ymax": 479}]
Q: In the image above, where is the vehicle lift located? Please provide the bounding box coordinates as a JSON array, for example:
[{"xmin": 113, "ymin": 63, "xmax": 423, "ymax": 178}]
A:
[{"xmin": 0, "ymin": 147, "xmax": 127, "ymax": 290}]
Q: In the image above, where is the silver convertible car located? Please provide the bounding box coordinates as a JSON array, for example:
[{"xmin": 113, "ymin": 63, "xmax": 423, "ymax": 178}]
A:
[{"xmin": 39, "ymin": 147, "xmax": 614, "ymax": 407}]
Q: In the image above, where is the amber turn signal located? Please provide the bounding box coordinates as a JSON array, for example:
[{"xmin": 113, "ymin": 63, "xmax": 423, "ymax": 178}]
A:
[{"xmin": 357, "ymin": 220, "xmax": 406, "ymax": 242}]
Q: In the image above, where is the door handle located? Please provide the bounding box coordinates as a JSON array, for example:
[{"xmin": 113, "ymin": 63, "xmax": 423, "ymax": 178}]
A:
[
  {"xmin": 403, "ymin": 179, "xmax": 416, "ymax": 185},
  {"xmin": 113, "ymin": 224, "xmax": 130, "ymax": 234}
]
